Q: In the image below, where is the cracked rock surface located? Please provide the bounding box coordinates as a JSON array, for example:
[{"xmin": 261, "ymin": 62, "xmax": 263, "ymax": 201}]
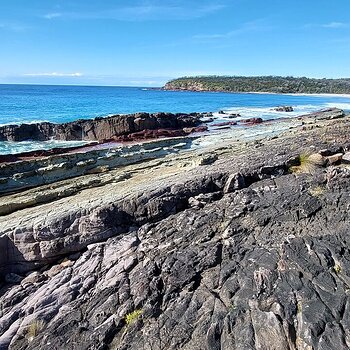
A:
[{"xmin": 1, "ymin": 115, "xmax": 350, "ymax": 349}]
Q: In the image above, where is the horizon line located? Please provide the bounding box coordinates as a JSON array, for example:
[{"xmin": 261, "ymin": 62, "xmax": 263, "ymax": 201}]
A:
[{"xmin": 0, "ymin": 82, "xmax": 164, "ymax": 88}]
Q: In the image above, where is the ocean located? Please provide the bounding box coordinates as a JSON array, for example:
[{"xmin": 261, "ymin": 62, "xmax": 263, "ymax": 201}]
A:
[{"xmin": 1, "ymin": 84, "xmax": 350, "ymax": 154}]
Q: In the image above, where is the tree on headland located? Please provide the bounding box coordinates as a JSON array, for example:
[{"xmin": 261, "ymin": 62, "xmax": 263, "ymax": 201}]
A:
[{"xmin": 163, "ymin": 76, "xmax": 350, "ymax": 94}]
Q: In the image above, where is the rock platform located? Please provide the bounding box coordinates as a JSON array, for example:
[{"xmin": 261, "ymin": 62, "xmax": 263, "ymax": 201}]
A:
[{"xmin": 0, "ymin": 109, "xmax": 350, "ymax": 349}]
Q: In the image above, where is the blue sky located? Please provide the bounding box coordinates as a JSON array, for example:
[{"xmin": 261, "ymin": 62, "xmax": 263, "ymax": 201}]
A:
[{"xmin": 1, "ymin": 0, "xmax": 350, "ymax": 86}]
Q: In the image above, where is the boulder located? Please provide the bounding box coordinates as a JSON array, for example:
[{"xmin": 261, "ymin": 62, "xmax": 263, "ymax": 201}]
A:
[
  {"xmin": 342, "ymin": 152, "xmax": 350, "ymax": 164},
  {"xmin": 223, "ymin": 172, "xmax": 246, "ymax": 193},
  {"xmin": 308, "ymin": 153, "xmax": 326, "ymax": 167},
  {"xmin": 318, "ymin": 145, "xmax": 343, "ymax": 156},
  {"xmin": 327, "ymin": 153, "xmax": 343, "ymax": 165}
]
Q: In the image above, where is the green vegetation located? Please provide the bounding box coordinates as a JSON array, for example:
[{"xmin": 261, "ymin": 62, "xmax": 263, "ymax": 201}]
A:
[
  {"xmin": 26, "ymin": 320, "xmax": 45, "ymax": 341},
  {"xmin": 228, "ymin": 303, "xmax": 237, "ymax": 312},
  {"xmin": 334, "ymin": 264, "xmax": 342, "ymax": 274},
  {"xmin": 125, "ymin": 309, "xmax": 143, "ymax": 326},
  {"xmin": 289, "ymin": 154, "xmax": 313, "ymax": 174},
  {"xmin": 164, "ymin": 76, "xmax": 350, "ymax": 94}
]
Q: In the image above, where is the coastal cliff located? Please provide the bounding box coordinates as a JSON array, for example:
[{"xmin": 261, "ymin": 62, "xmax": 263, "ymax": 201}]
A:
[
  {"xmin": 164, "ymin": 76, "xmax": 350, "ymax": 94},
  {"xmin": 0, "ymin": 110, "xmax": 350, "ymax": 349}
]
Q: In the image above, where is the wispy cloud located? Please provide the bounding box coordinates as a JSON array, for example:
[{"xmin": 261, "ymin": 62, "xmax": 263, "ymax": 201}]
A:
[
  {"xmin": 0, "ymin": 22, "xmax": 28, "ymax": 32},
  {"xmin": 304, "ymin": 22, "xmax": 348, "ymax": 29},
  {"xmin": 322, "ymin": 22, "xmax": 347, "ymax": 28},
  {"xmin": 41, "ymin": 3, "xmax": 226, "ymax": 21},
  {"xmin": 24, "ymin": 72, "xmax": 83, "ymax": 77},
  {"xmin": 193, "ymin": 19, "xmax": 272, "ymax": 41},
  {"xmin": 43, "ymin": 13, "xmax": 62, "ymax": 20}
]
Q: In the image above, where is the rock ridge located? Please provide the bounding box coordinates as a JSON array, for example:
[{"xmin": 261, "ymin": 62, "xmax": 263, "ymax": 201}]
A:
[{"xmin": 0, "ymin": 112, "xmax": 204, "ymax": 142}]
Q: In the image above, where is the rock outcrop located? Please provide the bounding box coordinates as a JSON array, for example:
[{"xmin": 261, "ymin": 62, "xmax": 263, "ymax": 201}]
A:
[
  {"xmin": 0, "ymin": 112, "xmax": 350, "ymax": 349},
  {"xmin": 0, "ymin": 137, "xmax": 195, "ymax": 195},
  {"xmin": 241, "ymin": 117, "xmax": 263, "ymax": 124},
  {"xmin": 299, "ymin": 108, "xmax": 345, "ymax": 120},
  {"xmin": 274, "ymin": 106, "xmax": 294, "ymax": 112},
  {"xmin": 0, "ymin": 112, "xmax": 203, "ymax": 142}
]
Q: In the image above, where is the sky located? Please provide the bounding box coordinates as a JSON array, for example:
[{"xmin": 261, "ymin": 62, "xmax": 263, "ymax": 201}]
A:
[{"xmin": 1, "ymin": 0, "xmax": 350, "ymax": 86}]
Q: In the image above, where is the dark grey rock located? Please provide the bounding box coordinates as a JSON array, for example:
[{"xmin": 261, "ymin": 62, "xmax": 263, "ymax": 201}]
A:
[
  {"xmin": 0, "ymin": 112, "xmax": 203, "ymax": 142},
  {"xmin": 1, "ymin": 114, "xmax": 350, "ymax": 349}
]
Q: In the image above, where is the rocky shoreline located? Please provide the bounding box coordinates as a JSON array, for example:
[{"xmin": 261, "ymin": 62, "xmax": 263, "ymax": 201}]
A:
[
  {"xmin": 0, "ymin": 112, "xmax": 205, "ymax": 143},
  {"xmin": 0, "ymin": 108, "xmax": 350, "ymax": 349}
]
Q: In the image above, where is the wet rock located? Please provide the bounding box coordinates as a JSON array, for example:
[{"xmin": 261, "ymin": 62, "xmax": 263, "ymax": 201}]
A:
[
  {"xmin": 211, "ymin": 121, "xmax": 237, "ymax": 127},
  {"xmin": 227, "ymin": 113, "xmax": 241, "ymax": 118},
  {"xmin": 183, "ymin": 126, "xmax": 208, "ymax": 134},
  {"xmin": 241, "ymin": 117, "xmax": 263, "ymax": 124},
  {"xmin": 0, "ymin": 112, "xmax": 204, "ymax": 142},
  {"xmin": 274, "ymin": 106, "xmax": 294, "ymax": 112}
]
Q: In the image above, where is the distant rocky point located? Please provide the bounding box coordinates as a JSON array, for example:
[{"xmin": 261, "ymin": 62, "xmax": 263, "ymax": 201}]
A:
[{"xmin": 164, "ymin": 76, "xmax": 350, "ymax": 94}]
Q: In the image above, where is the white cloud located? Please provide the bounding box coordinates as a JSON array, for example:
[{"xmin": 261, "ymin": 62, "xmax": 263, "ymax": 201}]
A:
[
  {"xmin": 322, "ymin": 22, "xmax": 347, "ymax": 28},
  {"xmin": 0, "ymin": 22, "xmax": 28, "ymax": 32},
  {"xmin": 43, "ymin": 13, "xmax": 62, "ymax": 19},
  {"xmin": 42, "ymin": 3, "xmax": 226, "ymax": 21},
  {"xmin": 24, "ymin": 72, "xmax": 83, "ymax": 77},
  {"xmin": 193, "ymin": 20, "xmax": 271, "ymax": 41},
  {"xmin": 305, "ymin": 22, "xmax": 348, "ymax": 29}
]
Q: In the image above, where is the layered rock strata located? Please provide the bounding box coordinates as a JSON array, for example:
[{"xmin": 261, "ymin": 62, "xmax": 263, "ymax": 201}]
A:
[
  {"xmin": 0, "ymin": 112, "xmax": 203, "ymax": 142},
  {"xmin": 0, "ymin": 137, "xmax": 194, "ymax": 195},
  {"xmin": 0, "ymin": 113, "xmax": 350, "ymax": 349}
]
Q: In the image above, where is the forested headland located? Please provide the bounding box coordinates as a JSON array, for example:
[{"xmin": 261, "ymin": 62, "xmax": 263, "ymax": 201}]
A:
[{"xmin": 164, "ymin": 76, "xmax": 350, "ymax": 94}]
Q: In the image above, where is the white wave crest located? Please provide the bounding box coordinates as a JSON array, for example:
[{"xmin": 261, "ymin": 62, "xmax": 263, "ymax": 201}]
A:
[
  {"xmin": 323, "ymin": 102, "xmax": 350, "ymax": 110},
  {"xmin": 0, "ymin": 140, "xmax": 88, "ymax": 155},
  {"xmin": 211, "ymin": 104, "xmax": 322, "ymax": 122}
]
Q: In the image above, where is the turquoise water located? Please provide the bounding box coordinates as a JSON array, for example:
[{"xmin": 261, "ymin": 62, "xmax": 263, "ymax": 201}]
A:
[{"xmin": 1, "ymin": 84, "xmax": 350, "ymax": 154}]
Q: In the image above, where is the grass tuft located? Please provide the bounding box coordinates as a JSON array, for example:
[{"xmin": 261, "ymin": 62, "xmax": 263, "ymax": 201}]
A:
[
  {"xmin": 334, "ymin": 264, "xmax": 342, "ymax": 274},
  {"xmin": 309, "ymin": 185, "xmax": 326, "ymax": 197},
  {"xmin": 27, "ymin": 319, "xmax": 45, "ymax": 341},
  {"xmin": 125, "ymin": 309, "xmax": 143, "ymax": 326},
  {"xmin": 289, "ymin": 153, "xmax": 318, "ymax": 174}
]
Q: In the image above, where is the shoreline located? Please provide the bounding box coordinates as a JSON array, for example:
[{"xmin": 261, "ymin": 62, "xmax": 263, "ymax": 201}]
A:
[
  {"xmin": 1, "ymin": 110, "xmax": 350, "ymax": 349},
  {"xmin": 0, "ymin": 107, "xmax": 346, "ymax": 157},
  {"xmin": 163, "ymin": 87, "xmax": 350, "ymax": 98}
]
